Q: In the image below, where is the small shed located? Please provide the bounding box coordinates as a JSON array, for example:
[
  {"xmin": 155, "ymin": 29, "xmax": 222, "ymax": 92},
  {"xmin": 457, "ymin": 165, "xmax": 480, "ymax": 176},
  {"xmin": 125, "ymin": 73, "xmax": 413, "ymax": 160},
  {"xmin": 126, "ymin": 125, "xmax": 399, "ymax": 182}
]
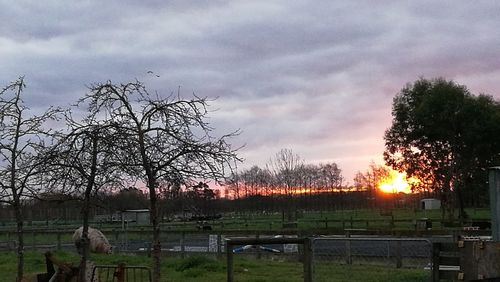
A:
[
  {"xmin": 122, "ymin": 209, "xmax": 150, "ymax": 225},
  {"xmin": 421, "ymin": 198, "xmax": 441, "ymax": 210}
]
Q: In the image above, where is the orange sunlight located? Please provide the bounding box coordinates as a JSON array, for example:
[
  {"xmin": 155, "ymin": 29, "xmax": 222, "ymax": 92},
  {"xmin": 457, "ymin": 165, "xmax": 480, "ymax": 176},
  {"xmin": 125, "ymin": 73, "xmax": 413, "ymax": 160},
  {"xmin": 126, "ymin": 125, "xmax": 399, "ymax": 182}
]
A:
[{"xmin": 378, "ymin": 170, "xmax": 417, "ymax": 194}]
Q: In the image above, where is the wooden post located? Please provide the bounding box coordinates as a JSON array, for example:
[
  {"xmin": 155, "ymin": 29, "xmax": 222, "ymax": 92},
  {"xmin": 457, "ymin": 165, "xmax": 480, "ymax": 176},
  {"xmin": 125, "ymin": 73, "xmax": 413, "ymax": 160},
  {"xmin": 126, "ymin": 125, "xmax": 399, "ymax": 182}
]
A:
[
  {"xmin": 147, "ymin": 242, "xmax": 151, "ymax": 257},
  {"xmin": 395, "ymin": 240, "xmax": 402, "ymax": 268},
  {"xmin": 217, "ymin": 233, "xmax": 222, "ymax": 260},
  {"xmin": 256, "ymin": 233, "xmax": 261, "ymax": 259},
  {"xmin": 180, "ymin": 231, "xmax": 186, "ymax": 259},
  {"xmin": 114, "ymin": 230, "xmax": 119, "ymax": 251},
  {"xmin": 57, "ymin": 232, "xmax": 61, "ymax": 251},
  {"xmin": 303, "ymin": 238, "xmax": 313, "ymax": 282},
  {"xmin": 345, "ymin": 231, "xmax": 352, "ymax": 265},
  {"xmin": 226, "ymin": 240, "xmax": 234, "ymax": 282},
  {"xmin": 489, "ymin": 167, "xmax": 500, "ymax": 240},
  {"xmin": 32, "ymin": 230, "xmax": 36, "ymax": 251},
  {"xmin": 432, "ymin": 243, "xmax": 440, "ymax": 282},
  {"xmin": 115, "ymin": 263, "xmax": 126, "ymax": 282}
]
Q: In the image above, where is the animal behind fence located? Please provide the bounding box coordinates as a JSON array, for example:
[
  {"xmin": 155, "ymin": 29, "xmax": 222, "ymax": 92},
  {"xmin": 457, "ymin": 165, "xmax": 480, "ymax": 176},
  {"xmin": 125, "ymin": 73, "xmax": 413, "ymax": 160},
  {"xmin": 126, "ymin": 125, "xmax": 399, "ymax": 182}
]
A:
[{"xmin": 73, "ymin": 226, "xmax": 113, "ymax": 254}]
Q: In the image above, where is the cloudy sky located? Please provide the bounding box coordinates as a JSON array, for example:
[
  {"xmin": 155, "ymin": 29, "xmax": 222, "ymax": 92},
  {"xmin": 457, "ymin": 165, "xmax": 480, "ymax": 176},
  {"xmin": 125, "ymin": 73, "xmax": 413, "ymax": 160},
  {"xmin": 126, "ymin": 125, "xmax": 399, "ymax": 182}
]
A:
[{"xmin": 1, "ymin": 1, "xmax": 499, "ymax": 182}]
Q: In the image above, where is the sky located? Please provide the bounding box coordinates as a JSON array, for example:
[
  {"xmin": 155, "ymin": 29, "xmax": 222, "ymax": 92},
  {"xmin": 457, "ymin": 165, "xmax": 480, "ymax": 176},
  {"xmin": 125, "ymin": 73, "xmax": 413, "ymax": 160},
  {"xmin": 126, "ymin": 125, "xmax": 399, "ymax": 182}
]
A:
[{"xmin": 1, "ymin": 1, "xmax": 499, "ymax": 182}]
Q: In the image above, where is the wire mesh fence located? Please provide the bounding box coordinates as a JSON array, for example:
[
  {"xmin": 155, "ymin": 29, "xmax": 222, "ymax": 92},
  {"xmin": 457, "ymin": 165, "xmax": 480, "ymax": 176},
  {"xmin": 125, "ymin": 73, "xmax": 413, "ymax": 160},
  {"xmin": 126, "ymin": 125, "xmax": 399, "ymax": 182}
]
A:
[
  {"xmin": 0, "ymin": 228, "xmax": 444, "ymax": 281},
  {"xmin": 313, "ymin": 237, "xmax": 432, "ymax": 281}
]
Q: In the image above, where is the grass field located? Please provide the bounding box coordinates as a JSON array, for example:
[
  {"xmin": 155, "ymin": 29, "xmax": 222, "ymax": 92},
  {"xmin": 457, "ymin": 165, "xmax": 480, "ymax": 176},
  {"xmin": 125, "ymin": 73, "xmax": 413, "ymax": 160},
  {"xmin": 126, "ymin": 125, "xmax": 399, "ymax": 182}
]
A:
[
  {"xmin": 0, "ymin": 208, "xmax": 490, "ymax": 234},
  {"xmin": 5, "ymin": 251, "xmax": 429, "ymax": 281}
]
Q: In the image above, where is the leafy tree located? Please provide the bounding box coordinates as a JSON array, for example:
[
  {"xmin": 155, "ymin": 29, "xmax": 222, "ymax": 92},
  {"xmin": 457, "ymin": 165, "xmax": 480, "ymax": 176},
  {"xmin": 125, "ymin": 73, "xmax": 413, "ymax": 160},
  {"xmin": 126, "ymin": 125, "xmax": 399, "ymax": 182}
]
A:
[
  {"xmin": 82, "ymin": 81, "xmax": 240, "ymax": 281},
  {"xmin": 0, "ymin": 77, "xmax": 60, "ymax": 281},
  {"xmin": 384, "ymin": 78, "xmax": 500, "ymax": 219}
]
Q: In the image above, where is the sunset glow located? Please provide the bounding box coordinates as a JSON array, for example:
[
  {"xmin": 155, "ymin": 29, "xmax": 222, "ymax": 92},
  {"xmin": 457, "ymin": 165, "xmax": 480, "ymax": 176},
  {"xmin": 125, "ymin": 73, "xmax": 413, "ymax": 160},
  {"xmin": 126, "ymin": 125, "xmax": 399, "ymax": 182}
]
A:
[{"xmin": 378, "ymin": 170, "xmax": 417, "ymax": 194}]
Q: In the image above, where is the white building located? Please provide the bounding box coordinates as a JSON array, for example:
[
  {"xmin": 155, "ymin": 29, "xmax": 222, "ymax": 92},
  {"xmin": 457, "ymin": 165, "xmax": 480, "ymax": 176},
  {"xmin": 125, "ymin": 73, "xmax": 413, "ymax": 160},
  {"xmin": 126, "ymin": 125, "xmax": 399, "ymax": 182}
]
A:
[{"xmin": 421, "ymin": 198, "xmax": 441, "ymax": 210}]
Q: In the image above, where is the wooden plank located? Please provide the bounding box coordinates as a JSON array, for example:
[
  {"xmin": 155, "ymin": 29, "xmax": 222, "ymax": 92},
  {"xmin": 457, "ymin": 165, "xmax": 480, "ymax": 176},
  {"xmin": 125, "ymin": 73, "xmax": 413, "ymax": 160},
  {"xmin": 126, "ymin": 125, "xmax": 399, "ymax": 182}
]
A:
[{"xmin": 439, "ymin": 270, "xmax": 461, "ymax": 280}]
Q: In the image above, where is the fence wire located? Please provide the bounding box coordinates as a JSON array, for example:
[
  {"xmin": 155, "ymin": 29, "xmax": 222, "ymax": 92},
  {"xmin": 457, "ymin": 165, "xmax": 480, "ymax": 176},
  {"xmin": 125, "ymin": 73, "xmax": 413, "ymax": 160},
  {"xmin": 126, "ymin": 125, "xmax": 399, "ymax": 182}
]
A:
[{"xmin": 312, "ymin": 237, "xmax": 432, "ymax": 281}]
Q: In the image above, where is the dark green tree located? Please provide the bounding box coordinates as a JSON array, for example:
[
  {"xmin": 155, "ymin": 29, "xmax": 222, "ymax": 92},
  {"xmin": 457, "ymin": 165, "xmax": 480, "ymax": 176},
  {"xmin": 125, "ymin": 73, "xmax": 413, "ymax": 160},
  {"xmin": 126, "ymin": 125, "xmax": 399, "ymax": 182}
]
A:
[{"xmin": 384, "ymin": 78, "xmax": 500, "ymax": 220}]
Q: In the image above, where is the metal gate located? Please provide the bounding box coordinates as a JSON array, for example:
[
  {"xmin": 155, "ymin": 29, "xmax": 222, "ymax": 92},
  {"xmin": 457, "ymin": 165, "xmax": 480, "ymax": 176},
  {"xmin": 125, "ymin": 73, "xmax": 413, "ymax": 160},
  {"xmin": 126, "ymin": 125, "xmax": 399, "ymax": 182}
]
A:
[{"xmin": 92, "ymin": 264, "xmax": 152, "ymax": 282}]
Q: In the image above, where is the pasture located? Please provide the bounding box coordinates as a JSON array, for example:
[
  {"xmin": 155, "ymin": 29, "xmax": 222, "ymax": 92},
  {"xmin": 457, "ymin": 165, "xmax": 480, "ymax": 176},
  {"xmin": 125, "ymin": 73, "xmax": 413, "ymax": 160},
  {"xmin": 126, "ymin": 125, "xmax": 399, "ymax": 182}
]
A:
[
  {"xmin": 5, "ymin": 251, "xmax": 428, "ymax": 281},
  {"xmin": 0, "ymin": 208, "xmax": 491, "ymax": 234}
]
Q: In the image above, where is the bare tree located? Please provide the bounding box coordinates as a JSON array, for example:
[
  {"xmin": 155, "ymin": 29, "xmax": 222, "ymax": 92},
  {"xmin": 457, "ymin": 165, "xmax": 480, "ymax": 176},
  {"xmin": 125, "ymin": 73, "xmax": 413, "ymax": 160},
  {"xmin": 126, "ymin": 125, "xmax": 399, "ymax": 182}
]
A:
[
  {"xmin": 81, "ymin": 81, "xmax": 240, "ymax": 281},
  {"xmin": 268, "ymin": 148, "xmax": 303, "ymax": 197},
  {"xmin": 320, "ymin": 163, "xmax": 344, "ymax": 210},
  {"xmin": 43, "ymin": 110, "xmax": 122, "ymax": 281},
  {"xmin": 353, "ymin": 162, "xmax": 390, "ymax": 209},
  {"xmin": 0, "ymin": 77, "xmax": 60, "ymax": 281},
  {"xmin": 267, "ymin": 148, "xmax": 303, "ymax": 221}
]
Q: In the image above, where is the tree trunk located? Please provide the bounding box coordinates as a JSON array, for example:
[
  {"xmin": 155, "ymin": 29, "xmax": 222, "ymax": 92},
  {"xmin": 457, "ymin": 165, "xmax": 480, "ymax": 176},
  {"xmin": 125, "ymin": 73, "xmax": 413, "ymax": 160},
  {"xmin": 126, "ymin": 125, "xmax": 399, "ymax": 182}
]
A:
[
  {"xmin": 150, "ymin": 183, "xmax": 161, "ymax": 282},
  {"xmin": 80, "ymin": 132, "xmax": 98, "ymax": 282},
  {"xmin": 15, "ymin": 203, "xmax": 24, "ymax": 282},
  {"xmin": 79, "ymin": 198, "xmax": 91, "ymax": 282},
  {"xmin": 455, "ymin": 185, "xmax": 468, "ymax": 221}
]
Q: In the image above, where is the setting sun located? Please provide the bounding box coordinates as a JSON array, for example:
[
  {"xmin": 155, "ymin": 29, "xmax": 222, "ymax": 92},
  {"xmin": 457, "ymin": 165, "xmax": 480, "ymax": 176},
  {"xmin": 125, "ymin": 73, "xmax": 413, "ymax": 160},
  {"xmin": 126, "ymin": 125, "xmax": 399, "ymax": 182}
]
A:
[{"xmin": 378, "ymin": 170, "xmax": 416, "ymax": 194}]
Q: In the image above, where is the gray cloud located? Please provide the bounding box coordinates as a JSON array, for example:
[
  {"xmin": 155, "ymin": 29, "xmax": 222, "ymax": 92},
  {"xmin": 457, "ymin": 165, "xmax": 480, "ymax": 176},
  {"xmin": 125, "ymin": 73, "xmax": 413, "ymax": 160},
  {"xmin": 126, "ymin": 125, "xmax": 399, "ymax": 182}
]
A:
[{"xmin": 1, "ymin": 0, "xmax": 499, "ymax": 180}]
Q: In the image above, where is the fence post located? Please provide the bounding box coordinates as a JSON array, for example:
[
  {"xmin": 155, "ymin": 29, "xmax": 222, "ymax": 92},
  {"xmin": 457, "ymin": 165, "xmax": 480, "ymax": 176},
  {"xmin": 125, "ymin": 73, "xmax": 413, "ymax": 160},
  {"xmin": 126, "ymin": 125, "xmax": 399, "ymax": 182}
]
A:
[
  {"xmin": 303, "ymin": 238, "xmax": 313, "ymax": 282},
  {"xmin": 7, "ymin": 231, "xmax": 11, "ymax": 250},
  {"xmin": 432, "ymin": 243, "xmax": 440, "ymax": 282},
  {"xmin": 226, "ymin": 240, "xmax": 234, "ymax": 282},
  {"xmin": 115, "ymin": 262, "xmax": 126, "ymax": 282},
  {"xmin": 217, "ymin": 232, "xmax": 223, "ymax": 260},
  {"xmin": 395, "ymin": 240, "xmax": 402, "ymax": 268},
  {"xmin": 180, "ymin": 231, "xmax": 185, "ymax": 259},
  {"xmin": 57, "ymin": 232, "xmax": 61, "ymax": 251},
  {"xmin": 32, "ymin": 230, "xmax": 36, "ymax": 251},
  {"xmin": 256, "ymin": 233, "xmax": 261, "ymax": 259},
  {"xmin": 345, "ymin": 231, "xmax": 352, "ymax": 265},
  {"xmin": 114, "ymin": 230, "xmax": 119, "ymax": 251}
]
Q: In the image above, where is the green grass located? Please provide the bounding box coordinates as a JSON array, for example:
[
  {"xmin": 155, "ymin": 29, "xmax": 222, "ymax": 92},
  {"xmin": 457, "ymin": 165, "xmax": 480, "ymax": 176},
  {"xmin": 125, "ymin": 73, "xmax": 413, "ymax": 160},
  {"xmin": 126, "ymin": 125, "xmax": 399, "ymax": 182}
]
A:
[
  {"xmin": 0, "ymin": 208, "xmax": 491, "ymax": 234},
  {"xmin": 314, "ymin": 264, "xmax": 428, "ymax": 282},
  {"xmin": 8, "ymin": 251, "xmax": 428, "ymax": 282}
]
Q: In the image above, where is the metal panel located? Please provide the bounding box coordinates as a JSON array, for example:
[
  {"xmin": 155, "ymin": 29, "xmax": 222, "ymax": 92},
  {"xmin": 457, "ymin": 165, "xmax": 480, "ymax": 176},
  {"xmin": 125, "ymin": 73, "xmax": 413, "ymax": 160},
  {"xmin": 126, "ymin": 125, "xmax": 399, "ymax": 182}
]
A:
[{"xmin": 489, "ymin": 167, "xmax": 500, "ymax": 241}]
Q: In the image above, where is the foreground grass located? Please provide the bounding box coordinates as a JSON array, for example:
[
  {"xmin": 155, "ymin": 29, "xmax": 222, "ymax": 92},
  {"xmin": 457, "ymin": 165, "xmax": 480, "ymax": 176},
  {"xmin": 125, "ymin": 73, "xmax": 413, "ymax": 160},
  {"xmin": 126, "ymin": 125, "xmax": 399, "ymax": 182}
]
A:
[{"xmin": 4, "ymin": 251, "xmax": 428, "ymax": 281}]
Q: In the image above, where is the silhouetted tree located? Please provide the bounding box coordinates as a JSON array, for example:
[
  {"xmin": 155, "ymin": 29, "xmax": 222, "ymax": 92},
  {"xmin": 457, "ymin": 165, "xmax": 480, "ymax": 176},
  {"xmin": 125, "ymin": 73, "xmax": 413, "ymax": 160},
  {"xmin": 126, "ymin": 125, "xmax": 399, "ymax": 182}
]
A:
[
  {"xmin": 384, "ymin": 78, "xmax": 500, "ymax": 219},
  {"xmin": 43, "ymin": 109, "xmax": 122, "ymax": 281},
  {"xmin": 82, "ymin": 81, "xmax": 240, "ymax": 281},
  {"xmin": 0, "ymin": 77, "xmax": 60, "ymax": 281}
]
